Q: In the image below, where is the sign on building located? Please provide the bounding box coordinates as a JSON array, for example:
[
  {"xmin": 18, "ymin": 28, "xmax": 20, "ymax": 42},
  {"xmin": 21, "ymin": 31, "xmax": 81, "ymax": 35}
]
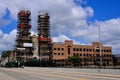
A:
[{"xmin": 23, "ymin": 43, "xmax": 33, "ymax": 47}]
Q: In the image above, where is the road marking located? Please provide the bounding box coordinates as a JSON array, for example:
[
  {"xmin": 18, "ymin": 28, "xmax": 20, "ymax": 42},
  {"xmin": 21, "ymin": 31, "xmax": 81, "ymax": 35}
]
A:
[{"xmin": 1, "ymin": 68, "xmax": 89, "ymax": 80}]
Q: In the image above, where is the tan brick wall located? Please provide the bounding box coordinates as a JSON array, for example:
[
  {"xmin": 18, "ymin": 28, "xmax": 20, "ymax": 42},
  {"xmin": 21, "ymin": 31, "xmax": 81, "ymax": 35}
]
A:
[{"xmin": 52, "ymin": 40, "xmax": 113, "ymax": 66}]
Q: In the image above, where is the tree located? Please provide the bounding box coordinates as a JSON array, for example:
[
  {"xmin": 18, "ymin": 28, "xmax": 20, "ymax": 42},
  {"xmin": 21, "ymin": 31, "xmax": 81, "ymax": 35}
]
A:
[
  {"xmin": 1, "ymin": 51, "xmax": 11, "ymax": 59},
  {"xmin": 70, "ymin": 55, "xmax": 80, "ymax": 67}
]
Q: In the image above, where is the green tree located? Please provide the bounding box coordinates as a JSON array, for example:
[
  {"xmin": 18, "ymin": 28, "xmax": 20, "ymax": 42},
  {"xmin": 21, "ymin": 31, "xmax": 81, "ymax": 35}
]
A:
[
  {"xmin": 1, "ymin": 51, "xmax": 11, "ymax": 59},
  {"xmin": 70, "ymin": 55, "xmax": 80, "ymax": 67}
]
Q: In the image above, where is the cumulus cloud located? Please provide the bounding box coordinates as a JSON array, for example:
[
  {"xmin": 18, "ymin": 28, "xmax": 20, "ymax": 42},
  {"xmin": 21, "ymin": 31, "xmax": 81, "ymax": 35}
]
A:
[
  {"xmin": 0, "ymin": 0, "xmax": 93, "ymax": 33},
  {"xmin": 52, "ymin": 34, "xmax": 83, "ymax": 45},
  {"xmin": 73, "ymin": 18, "xmax": 120, "ymax": 54},
  {"xmin": 52, "ymin": 34, "xmax": 71, "ymax": 42},
  {"xmin": 0, "ymin": 29, "xmax": 17, "ymax": 52},
  {"xmin": 97, "ymin": 19, "xmax": 120, "ymax": 54},
  {"xmin": 0, "ymin": 0, "xmax": 119, "ymax": 54}
]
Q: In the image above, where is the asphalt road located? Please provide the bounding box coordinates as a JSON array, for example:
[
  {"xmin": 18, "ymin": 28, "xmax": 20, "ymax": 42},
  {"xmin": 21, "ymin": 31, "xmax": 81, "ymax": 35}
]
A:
[{"xmin": 0, "ymin": 67, "xmax": 120, "ymax": 80}]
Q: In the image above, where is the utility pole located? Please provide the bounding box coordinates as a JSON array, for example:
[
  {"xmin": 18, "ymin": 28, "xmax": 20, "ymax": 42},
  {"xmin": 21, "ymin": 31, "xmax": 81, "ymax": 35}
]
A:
[
  {"xmin": 88, "ymin": 22, "xmax": 102, "ymax": 72},
  {"xmin": 98, "ymin": 24, "xmax": 102, "ymax": 69}
]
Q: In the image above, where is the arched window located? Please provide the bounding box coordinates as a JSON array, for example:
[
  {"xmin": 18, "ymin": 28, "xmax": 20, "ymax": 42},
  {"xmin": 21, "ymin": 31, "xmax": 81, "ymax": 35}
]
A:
[{"xmin": 67, "ymin": 45, "xmax": 71, "ymax": 54}]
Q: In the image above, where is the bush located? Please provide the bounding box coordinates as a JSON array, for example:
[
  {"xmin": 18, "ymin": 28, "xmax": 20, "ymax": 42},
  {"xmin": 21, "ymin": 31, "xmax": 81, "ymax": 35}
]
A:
[{"xmin": 5, "ymin": 60, "xmax": 24, "ymax": 68}]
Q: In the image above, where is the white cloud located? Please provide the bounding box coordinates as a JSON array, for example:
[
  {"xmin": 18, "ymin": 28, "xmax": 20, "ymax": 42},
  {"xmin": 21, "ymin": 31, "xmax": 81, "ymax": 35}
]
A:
[
  {"xmin": 0, "ymin": 0, "xmax": 93, "ymax": 33},
  {"xmin": 0, "ymin": 0, "xmax": 119, "ymax": 54},
  {"xmin": 84, "ymin": 7, "xmax": 94, "ymax": 16},
  {"xmin": 71, "ymin": 7, "xmax": 86, "ymax": 18},
  {"xmin": 0, "ymin": 29, "xmax": 17, "ymax": 52},
  {"xmin": 0, "ymin": 4, "xmax": 6, "ymax": 18},
  {"xmin": 72, "ymin": 18, "xmax": 120, "ymax": 54},
  {"xmin": 30, "ymin": 30, "xmax": 38, "ymax": 36},
  {"xmin": 52, "ymin": 34, "xmax": 71, "ymax": 42},
  {"xmin": 52, "ymin": 34, "xmax": 83, "ymax": 45}
]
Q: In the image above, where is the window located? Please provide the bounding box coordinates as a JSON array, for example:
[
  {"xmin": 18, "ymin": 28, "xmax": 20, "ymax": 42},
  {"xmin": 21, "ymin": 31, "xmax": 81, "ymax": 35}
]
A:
[
  {"xmin": 96, "ymin": 47, "xmax": 100, "ymax": 52},
  {"xmin": 77, "ymin": 48, "xmax": 79, "ymax": 51},
  {"xmin": 96, "ymin": 54, "xmax": 100, "ymax": 57},
  {"xmin": 73, "ymin": 48, "xmax": 76, "ymax": 51},
  {"xmin": 86, "ymin": 49, "xmax": 88, "ymax": 52},
  {"xmin": 58, "ymin": 48, "xmax": 60, "ymax": 50},
  {"xmin": 77, "ymin": 53, "xmax": 79, "ymax": 56},
  {"xmin": 73, "ymin": 53, "xmax": 76, "ymax": 56},
  {"xmin": 89, "ymin": 49, "xmax": 91, "ymax": 52},
  {"xmin": 104, "ymin": 50, "xmax": 106, "ymax": 52},
  {"xmin": 104, "ymin": 54, "xmax": 106, "ymax": 57},
  {"xmin": 102, "ymin": 50, "xmax": 103, "ymax": 52},
  {"xmin": 58, "ymin": 53, "xmax": 60, "ymax": 55},
  {"xmin": 62, "ymin": 64, "xmax": 64, "ymax": 66},
  {"xmin": 80, "ymin": 54, "xmax": 82, "ymax": 56},
  {"xmin": 109, "ymin": 50, "xmax": 111, "ymax": 52},
  {"xmin": 61, "ymin": 53, "xmax": 64, "ymax": 55},
  {"xmin": 84, "ymin": 54, "xmax": 85, "ymax": 56},
  {"xmin": 106, "ymin": 50, "xmax": 108, "ymax": 52},
  {"xmin": 90, "ymin": 54, "xmax": 92, "ymax": 57},
  {"xmin": 54, "ymin": 48, "xmax": 56, "ymax": 50},
  {"xmin": 54, "ymin": 53, "xmax": 56, "ymax": 55},
  {"xmin": 80, "ymin": 48, "xmax": 82, "ymax": 51},
  {"xmin": 83, "ymin": 48, "xmax": 85, "ymax": 52},
  {"xmin": 61, "ymin": 48, "xmax": 64, "ymax": 51},
  {"xmin": 68, "ymin": 47, "xmax": 70, "ymax": 54},
  {"xmin": 87, "ymin": 54, "xmax": 88, "ymax": 57}
]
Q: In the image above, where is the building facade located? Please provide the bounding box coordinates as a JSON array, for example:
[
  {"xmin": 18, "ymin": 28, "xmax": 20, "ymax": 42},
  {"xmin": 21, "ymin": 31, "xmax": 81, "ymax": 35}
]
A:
[
  {"xmin": 113, "ymin": 54, "xmax": 120, "ymax": 66},
  {"xmin": 31, "ymin": 34, "xmax": 39, "ymax": 59},
  {"xmin": 52, "ymin": 40, "xmax": 113, "ymax": 67}
]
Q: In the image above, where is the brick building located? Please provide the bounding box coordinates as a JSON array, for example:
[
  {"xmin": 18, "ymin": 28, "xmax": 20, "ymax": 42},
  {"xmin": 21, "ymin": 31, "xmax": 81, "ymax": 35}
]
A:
[{"xmin": 52, "ymin": 40, "xmax": 113, "ymax": 67}]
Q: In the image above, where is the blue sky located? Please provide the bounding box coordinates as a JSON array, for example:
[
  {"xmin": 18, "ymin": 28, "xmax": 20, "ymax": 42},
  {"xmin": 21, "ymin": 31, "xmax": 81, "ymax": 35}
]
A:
[
  {"xmin": 0, "ymin": 0, "xmax": 120, "ymax": 54},
  {"xmin": 0, "ymin": 8, "xmax": 17, "ymax": 33},
  {"xmin": 86, "ymin": 0, "xmax": 120, "ymax": 21}
]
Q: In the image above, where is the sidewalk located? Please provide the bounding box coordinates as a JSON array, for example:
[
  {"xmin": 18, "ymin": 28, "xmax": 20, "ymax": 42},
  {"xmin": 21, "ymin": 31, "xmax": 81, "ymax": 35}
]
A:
[{"xmin": 23, "ymin": 67, "xmax": 120, "ymax": 75}]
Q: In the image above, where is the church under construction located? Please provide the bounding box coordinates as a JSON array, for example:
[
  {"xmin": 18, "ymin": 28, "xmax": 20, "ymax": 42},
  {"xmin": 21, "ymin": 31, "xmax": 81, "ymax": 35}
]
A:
[
  {"xmin": 15, "ymin": 10, "xmax": 52, "ymax": 63},
  {"xmin": 14, "ymin": 10, "xmax": 113, "ymax": 67}
]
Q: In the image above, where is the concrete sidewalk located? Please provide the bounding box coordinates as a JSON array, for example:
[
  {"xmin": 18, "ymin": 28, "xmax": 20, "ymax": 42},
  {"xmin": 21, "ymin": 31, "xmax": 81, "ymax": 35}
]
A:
[{"xmin": 23, "ymin": 67, "xmax": 120, "ymax": 75}]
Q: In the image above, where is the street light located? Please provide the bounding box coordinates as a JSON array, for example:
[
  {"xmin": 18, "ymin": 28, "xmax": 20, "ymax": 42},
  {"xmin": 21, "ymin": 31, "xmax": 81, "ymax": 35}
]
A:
[
  {"xmin": 88, "ymin": 22, "xmax": 102, "ymax": 71},
  {"xmin": 94, "ymin": 23, "xmax": 102, "ymax": 69},
  {"xmin": 98, "ymin": 24, "xmax": 102, "ymax": 69}
]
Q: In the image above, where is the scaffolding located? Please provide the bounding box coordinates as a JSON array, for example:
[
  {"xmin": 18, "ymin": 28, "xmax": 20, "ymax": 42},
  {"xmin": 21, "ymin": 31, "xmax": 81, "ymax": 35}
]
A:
[
  {"xmin": 15, "ymin": 10, "xmax": 33, "ymax": 61},
  {"xmin": 38, "ymin": 12, "xmax": 52, "ymax": 62}
]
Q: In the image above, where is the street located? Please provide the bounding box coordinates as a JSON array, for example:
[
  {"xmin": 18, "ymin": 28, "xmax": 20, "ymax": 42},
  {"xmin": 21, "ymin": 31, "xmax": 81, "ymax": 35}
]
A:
[{"xmin": 0, "ymin": 67, "xmax": 120, "ymax": 80}]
